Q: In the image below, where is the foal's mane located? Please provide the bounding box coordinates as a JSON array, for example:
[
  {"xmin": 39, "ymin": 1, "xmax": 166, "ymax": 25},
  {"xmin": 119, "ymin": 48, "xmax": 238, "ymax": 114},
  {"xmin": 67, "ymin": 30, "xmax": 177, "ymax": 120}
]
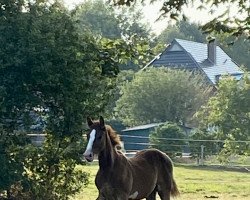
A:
[
  {"xmin": 105, "ymin": 125, "xmax": 121, "ymax": 147},
  {"xmin": 92, "ymin": 121, "xmax": 121, "ymax": 147}
]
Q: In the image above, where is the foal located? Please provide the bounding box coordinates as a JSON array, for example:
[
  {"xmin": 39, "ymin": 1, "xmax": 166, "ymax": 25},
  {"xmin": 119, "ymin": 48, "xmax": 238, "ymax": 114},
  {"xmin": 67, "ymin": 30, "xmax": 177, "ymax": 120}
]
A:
[{"xmin": 83, "ymin": 116, "xmax": 179, "ymax": 200}]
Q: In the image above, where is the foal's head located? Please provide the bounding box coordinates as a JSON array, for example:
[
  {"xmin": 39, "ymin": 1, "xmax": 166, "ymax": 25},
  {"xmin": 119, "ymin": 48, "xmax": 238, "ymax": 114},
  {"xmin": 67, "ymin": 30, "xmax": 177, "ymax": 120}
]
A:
[{"xmin": 83, "ymin": 116, "xmax": 121, "ymax": 162}]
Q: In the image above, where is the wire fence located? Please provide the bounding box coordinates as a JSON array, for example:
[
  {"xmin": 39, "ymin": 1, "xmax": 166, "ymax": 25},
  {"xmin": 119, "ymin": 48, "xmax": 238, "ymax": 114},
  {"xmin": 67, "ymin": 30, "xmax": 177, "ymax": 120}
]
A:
[
  {"xmin": 1, "ymin": 133, "xmax": 248, "ymax": 167},
  {"xmin": 120, "ymin": 134, "xmax": 250, "ymax": 167}
]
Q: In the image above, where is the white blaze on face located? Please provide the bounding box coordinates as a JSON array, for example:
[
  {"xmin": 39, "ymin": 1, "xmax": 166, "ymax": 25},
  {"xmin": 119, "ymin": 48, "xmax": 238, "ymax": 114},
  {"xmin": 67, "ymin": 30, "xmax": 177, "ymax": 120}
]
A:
[{"xmin": 83, "ymin": 129, "xmax": 96, "ymax": 162}]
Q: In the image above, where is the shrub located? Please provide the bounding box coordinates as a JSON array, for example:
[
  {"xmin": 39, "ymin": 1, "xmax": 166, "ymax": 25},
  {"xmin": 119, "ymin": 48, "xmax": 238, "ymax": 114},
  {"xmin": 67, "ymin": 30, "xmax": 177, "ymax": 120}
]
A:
[{"xmin": 149, "ymin": 122, "xmax": 186, "ymax": 157}]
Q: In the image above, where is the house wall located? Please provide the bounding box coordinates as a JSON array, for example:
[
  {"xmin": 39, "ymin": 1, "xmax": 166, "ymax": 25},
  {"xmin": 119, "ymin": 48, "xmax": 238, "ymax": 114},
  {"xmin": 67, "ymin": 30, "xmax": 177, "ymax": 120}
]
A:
[{"xmin": 121, "ymin": 129, "xmax": 154, "ymax": 151}]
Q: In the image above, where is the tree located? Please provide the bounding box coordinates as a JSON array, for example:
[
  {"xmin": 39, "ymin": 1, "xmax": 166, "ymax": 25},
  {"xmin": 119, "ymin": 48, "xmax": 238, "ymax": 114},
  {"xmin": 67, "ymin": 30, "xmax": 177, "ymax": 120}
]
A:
[
  {"xmin": 115, "ymin": 68, "xmax": 212, "ymax": 126},
  {"xmin": 149, "ymin": 122, "xmax": 186, "ymax": 157},
  {"xmin": 189, "ymin": 128, "xmax": 222, "ymax": 158},
  {"xmin": 74, "ymin": 0, "xmax": 122, "ymax": 39},
  {"xmin": 74, "ymin": 0, "xmax": 155, "ymax": 71},
  {"xmin": 112, "ymin": 0, "xmax": 249, "ymax": 38},
  {"xmin": 197, "ymin": 75, "xmax": 250, "ymax": 160},
  {"xmin": 157, "ymin": 20, "xmax": 206, "ymax": 45},
  {"xmin": 0, "ymin": 0, "xmax": 129, "ymax": 198}
]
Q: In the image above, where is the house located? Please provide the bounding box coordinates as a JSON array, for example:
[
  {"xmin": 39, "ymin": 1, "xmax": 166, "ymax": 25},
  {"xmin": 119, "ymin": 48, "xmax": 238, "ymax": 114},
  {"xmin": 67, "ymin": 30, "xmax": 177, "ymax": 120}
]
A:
[
  {"xmin": 144, "ymin": 38, "xmax": 244, "ymax": 85},
  {"xmin": 121, "ymin": 123, "xmax": 192, "ymax": 151},
  {"xmin": 121, "ymin": 123, "xmax": 163, "ymax": 151}
]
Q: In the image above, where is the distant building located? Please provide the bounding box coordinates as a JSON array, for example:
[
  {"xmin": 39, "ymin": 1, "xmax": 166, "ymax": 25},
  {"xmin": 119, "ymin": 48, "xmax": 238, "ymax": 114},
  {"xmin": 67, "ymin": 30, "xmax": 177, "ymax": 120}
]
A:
[
  {"xmin": 121, "ymin": 123, "xmax": 163, "ymax": 151},
  {"xmin": 121, "ymin": 123, "xmax": 192, "ymax": 151},
  {"xmin": 144, "ymin": 38, "xmax": 244, "ymax": 85}
]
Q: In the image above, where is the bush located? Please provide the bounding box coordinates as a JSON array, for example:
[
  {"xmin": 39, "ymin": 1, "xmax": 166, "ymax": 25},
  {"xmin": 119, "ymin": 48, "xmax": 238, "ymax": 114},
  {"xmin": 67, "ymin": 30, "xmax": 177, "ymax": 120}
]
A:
[
  {"xmin": 149, "ymin": 122, "xmax": 186, "ymax": 157},
  {"xmin": 22, "ymin": 134, "xmax": 89, "ymax": 200},
  {"xmin": 0, "ymin": 127, "xmax": 30, "ymax": 199},
  {"xmin": 0, "ymin": 128, "xmax": 89, "ymax": 200},
  {"xmin": 189, "ymin": 129, "xmax": 222, "ymax": 158}
]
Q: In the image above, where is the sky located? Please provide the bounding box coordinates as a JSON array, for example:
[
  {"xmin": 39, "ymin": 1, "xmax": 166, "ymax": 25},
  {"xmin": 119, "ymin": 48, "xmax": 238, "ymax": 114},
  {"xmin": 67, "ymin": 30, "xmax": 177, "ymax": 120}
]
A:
[{"xmin": 63, "ymin": 0, "xmax": 239, "ymax": 35}]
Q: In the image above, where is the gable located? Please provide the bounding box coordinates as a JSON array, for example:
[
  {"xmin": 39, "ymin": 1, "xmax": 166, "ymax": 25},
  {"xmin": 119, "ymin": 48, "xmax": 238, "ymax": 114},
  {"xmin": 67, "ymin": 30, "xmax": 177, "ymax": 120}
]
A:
[
  {"xmin": 148, "ymin": 38, "xmax": 244, "ymax": 85},
  {"xmin": 151, "ymin": 41, "xmax": 199, "ymax": 70}
]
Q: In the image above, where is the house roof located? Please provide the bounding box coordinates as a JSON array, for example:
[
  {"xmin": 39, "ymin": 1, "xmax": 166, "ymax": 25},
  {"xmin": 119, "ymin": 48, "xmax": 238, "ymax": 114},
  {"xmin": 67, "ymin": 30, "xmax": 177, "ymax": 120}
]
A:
[
  {"xmin": 148, "ymin": 38, "xmax": 244, "ymax": 84},
  {"xmin": 122, "ymin": 123, "xmax": 163, "ymax": 132}
]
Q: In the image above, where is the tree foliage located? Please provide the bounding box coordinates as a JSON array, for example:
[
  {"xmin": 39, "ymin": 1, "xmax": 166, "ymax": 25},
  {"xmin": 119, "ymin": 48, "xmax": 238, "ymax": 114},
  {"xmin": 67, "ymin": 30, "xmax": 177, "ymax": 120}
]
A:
[
  {"xmin": 189, "ymin": 128, "xmax": 222, "ymax": 158},
  {"xmin": 74, "ymin": 0, "xmax": 155, "ymax": 71},
  {"xmin": 116, "ymin": 68, "xmax": 212, "ymax": 126},
  {"xmin": 0, "ymin": 128, "xmax": 30, "ymax": 198},
  {"xmin": 0, "ymin": 0, "xmax": 146, "ymax": 198},
  {"xmin": 75, "ymin": 0, "xmax": 152, "ymax": 39},
  {"xmin": 157, "ymin": 20, "xmax": 206, "ymax": 45},
  {"xmin": 74, "ymin": 0, "xmax": 122, "ymax": 39},
  {"xmin": 22, "ymin": 135, "xmax": 89, "ymax": 200},
  {"xmin": 197, "ymin": 75, "xmax": 250, "ymax": 159},
  {"xmin": 112, "ymin": 0, "xmax": 250, "ymax": 38},
  {"xmin": 149, "ymin": 122, "xmax": 186, "ymax": 157}
]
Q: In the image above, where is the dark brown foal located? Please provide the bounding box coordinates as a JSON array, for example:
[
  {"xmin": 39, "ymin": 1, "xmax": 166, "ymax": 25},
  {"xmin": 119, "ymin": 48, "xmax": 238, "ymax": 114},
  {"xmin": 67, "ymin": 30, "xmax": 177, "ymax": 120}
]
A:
[{"xmin": 83, "ymin": 117, "xmax": 179, "ymax": 200}]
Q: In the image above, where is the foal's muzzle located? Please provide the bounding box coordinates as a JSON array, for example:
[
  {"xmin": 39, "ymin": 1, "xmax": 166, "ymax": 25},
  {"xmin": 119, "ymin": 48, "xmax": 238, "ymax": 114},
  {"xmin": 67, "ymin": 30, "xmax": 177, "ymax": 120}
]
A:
[{"xmin": 83, "ymin": 152, "xmax": 94, "ymax": 162}]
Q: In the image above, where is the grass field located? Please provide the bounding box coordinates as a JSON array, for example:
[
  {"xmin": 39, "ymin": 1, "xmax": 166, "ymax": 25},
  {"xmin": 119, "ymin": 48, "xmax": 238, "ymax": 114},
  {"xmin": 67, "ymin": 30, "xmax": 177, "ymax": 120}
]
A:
[{"xmin": 73, "ymin": 164, "xmax": 250, "ymax": 200}]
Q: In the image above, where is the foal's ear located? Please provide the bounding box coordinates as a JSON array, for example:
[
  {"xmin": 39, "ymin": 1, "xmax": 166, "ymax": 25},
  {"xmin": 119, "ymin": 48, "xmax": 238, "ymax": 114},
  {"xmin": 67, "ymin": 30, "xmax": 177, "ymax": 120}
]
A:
[
  {"xmin": 99, "ymin": 116, "xmax": 105, "ymax": 129},
  {"xmin": 87, "ymin": 117, "xmax": 93, "ymax": 127}
]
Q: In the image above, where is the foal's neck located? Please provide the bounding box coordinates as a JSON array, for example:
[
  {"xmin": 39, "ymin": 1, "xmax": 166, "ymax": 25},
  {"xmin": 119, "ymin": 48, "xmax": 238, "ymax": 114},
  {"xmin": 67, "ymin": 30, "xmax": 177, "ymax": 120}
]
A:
[{"xmin": 98, "ymin": 132, "xmax": 117, "ymax": 171}]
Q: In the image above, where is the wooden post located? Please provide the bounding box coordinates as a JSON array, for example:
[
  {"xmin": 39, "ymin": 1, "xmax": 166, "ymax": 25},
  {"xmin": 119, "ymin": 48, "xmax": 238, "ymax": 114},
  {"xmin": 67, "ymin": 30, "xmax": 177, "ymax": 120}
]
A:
[{"xmin": 200, "ymin": 145, "xmax": 205, "ymax": 166}]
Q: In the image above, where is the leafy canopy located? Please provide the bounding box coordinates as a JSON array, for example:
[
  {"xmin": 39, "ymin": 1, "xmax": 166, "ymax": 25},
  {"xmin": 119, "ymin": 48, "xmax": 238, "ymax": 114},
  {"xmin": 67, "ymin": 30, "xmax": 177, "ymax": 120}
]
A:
[
  {"xmin": 197, "ymin": 75, "xmax": 250, "ymax": 157},
  {"xmin": 0, "ymin": 0, "xmax": 148, "ymax": 198},
  {"xmin": 116, "ymin": 68, "xmax": 212, "ymax": 126},
  {"xmin": 149, "ymin": 122, "xmax": 186, "ymax": 157},
  {"xmin": 74, "ymin": 0, "xmax": 155, "ymax": 71}
]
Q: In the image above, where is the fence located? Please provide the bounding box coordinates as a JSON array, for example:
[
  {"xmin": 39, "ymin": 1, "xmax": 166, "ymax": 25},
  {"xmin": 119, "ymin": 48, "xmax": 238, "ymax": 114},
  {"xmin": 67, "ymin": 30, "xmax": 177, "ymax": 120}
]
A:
[
  {"xmin": 121, "ymin": 134, "xmax": 250, "ymax": 167},
  {"xmin": 25, "ymin": 133, "xmax": 250, "ymax": 167}
]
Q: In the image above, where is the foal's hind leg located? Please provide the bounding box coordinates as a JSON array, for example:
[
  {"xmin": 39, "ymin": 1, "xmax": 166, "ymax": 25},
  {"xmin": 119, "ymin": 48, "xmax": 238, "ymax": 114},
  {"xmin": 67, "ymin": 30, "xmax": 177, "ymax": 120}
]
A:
[
  {"xmin": 157, "ymin": 180, "xmax": 171, "ymax": 200},
  {"xmin": 158, "ymin": 190, "xmax": 170, "ymax": 200},
  {"xmin": 157, "ymin": 186, "xmax": 171, "ymax": 200},
  {"xmin": 146, "ymin": 186, "xmax": 157, "ymax": 200}
]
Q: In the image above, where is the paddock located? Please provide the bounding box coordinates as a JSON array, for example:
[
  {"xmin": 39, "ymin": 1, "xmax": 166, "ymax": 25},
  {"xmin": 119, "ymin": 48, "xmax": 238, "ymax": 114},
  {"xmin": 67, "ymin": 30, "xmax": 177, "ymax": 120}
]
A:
[{"xmin": 73, "ymin": 164, "xmax": 250, "ymax": 200}]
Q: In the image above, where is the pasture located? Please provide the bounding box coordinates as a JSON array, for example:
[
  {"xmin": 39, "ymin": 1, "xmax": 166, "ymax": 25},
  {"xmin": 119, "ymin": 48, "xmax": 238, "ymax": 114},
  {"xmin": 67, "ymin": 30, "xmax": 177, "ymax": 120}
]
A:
[{"xmin": 73, "ymin": 164, "xmax": 250, "ymax": 200}]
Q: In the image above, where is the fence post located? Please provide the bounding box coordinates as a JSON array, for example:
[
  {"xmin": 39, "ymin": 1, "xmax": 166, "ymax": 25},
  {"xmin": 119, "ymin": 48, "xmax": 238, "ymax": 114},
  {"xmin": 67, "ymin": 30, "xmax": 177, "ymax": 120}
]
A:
[{"xmin": 200, "ymin": 145, "xmax": 205, "ymax": 166}]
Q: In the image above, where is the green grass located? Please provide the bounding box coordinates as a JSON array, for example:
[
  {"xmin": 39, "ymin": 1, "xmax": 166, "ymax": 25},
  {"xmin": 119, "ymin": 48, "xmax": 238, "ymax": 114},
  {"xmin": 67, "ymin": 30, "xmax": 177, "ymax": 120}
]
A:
[{"xmin": 73, "ymin": 164, "xmax": 250, "ymax": 200}]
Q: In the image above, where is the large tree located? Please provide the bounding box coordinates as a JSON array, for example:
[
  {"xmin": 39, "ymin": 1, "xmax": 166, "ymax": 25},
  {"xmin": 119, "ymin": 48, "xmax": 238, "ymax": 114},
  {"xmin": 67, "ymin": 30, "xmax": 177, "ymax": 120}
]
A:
[
  {"xmin": 157, "ymin": 20, "xmax": 206, "ymax": 45},
  {"xmin": 74, "ymin": 0, "xmax": 155, "ymax": 71},
  {"xmin": 75, "ymin": 0, "xmax": 152, "ymax": 39},
  {"xmin": 0, "ymin": 0, "xmax": 110, "ymax": 198},
  {"xmin": 115, "ymin": 68, "xmax": 212, "ymax": 126},
  {"xmin": 0, "ymin": 0, "xmax": 143, "ymax": 198},
  {"xmin": 197, "ymin": 75, "xmax": 250, "ymax": 159}
]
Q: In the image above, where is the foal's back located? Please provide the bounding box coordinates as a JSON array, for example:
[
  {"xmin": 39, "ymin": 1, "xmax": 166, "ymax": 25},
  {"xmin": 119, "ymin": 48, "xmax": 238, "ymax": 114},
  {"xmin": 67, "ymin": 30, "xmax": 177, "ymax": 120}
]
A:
[{"xmin": 127, "ymin": 149, "xmax": 175, "ymax": 199}]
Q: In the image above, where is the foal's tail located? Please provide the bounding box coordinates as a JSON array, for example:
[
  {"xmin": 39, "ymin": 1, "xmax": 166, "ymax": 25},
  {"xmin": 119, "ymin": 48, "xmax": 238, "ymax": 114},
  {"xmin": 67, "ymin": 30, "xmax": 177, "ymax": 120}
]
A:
[
  {"xmin": 161, "ymin": 152, "xmax": 180, "ymax": 197},
  {"xmin": 170, "ymin": 177, "xmax": 180, "ymax": 197}
]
